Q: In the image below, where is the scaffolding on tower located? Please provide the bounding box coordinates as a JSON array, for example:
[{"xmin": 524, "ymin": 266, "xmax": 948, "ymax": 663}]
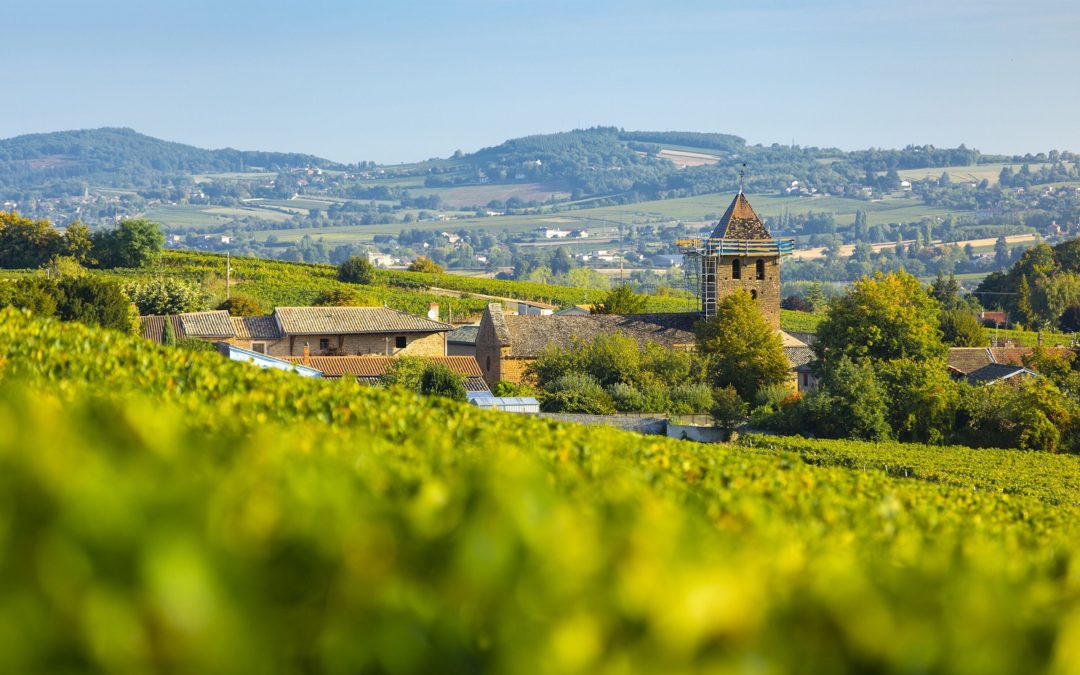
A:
[{"xmin": 678, "ymin": 236, "xmax": 795, "ymax": 318}]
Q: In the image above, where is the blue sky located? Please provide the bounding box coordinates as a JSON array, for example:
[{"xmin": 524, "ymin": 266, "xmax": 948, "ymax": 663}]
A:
[{"xmin": 4, "ymin": 0, "xmax": 1078, "ymax": 163}]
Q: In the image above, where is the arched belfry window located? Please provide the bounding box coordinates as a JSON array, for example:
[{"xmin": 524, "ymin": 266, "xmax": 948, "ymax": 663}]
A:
[
  {"xmin": 731, "ymin": 259, "xmax": 741, "ymax": 280},
  {"xmin": 756, "ymin": 259, "xmax": 765, "ymax": 280}
]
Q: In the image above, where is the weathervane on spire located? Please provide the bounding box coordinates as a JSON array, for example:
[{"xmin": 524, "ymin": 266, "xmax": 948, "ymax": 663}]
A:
[{"xmin": 738, "ymin": 163, "xmax": 747, "ymax": 194}]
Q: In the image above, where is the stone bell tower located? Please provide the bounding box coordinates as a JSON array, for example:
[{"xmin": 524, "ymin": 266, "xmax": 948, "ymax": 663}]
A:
[{"xmin": 681, "ymin": 190, "xmax": 793, "ymax": 328}]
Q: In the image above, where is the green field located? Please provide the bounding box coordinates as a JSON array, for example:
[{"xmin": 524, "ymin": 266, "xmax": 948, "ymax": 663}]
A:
[
  {"xmin": 3, "ymin": 307, "xmax": 1080, "ymax": 672},
  {"xmin": 237, "ymin": 191, "xmax": 969, "ymax": 245},
  {"xmin": 892, "ymin": 162, "xmax": 1076, "ymax": 186}
]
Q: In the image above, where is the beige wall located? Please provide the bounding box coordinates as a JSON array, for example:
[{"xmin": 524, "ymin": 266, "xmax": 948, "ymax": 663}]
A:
[
  {"xmin": 230, "ymin": 332, "xmax": 446, "ymax": 357},
  {"xmin": 713, "ymin": 255, "xmax": 781, "ymax": 328},
  {"xmin": 475, "ymin": 315, "xmax": 504, "ymax": 388}
]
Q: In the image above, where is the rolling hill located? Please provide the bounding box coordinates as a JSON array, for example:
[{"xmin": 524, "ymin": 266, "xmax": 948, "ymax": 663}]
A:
[{"xmin": 0, "ymin": 127, "xmax": 339, "ymax": 191}]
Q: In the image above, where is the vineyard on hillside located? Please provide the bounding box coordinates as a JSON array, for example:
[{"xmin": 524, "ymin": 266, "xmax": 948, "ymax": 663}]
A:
[
  {"xmin": 1, "ymin": 308, "xmax": 1080, "ymax": 672},
  {"xmin": 121, "ymin": 251, "xmax": 689, "ymax": 319}
]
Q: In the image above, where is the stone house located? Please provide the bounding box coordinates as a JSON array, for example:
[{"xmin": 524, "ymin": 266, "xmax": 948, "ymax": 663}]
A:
[
  {"xmin": 475, "ymin": 303, "xmax": 698, "ymax": 388},
  {"xmin": 141, "ymin": 306, "xmax": 452, "ymax": 357},
  {"xmin": 475, "ymin": 302, "xmax": 812, "ymax": 390}
]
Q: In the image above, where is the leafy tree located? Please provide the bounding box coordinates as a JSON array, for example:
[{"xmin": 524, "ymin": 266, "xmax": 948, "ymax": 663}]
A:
[
  {"xmin": 1060, "ymin": 304, "xmax": 1080, "ymax": 333},
  {"xmin": 54, "ymin": 276, "xmax": 136, "ymax": 333},
  {"xmin": 407, "ymin": 256, "xmax": 443, "ymax": 274},
  {"xmin": 419, "ymin": 363, "xmax": 467, "ymax": 401},
  {"xmin": 217, "ymin": 294, "xmax": 266, "ymax": 316},
  {"xmin": 781, "ymin": 294, "xmax": 813, "ymax": 312},
  {"xmin": 338, "ymin": 256, "xmax": 377, "ymax": 284},
  {"xmin": 126, "ymin": 277, "xmax": 207, "ymax": 315},
  {"xmin": 549, "ymin": 247, "xmax": 574, "ymax": 276},
  {"xmin": 710, "ymin": 386, "xmax": 747, "ymax": 431},
  {"xmin": 0, "ymin": 212, "xmax": 63, "ymax": 268},
  {"xmin": 994, "ymin": 236, "xmax": 1010, "ymax": 266},
  {"xmin": 1036, "ymin": 272, "xmax": 1080, "ymax": 327},
  {"xmin": 815, "ymin": 271, "xmax": 945, "ymax": 364},
  {"xmin": 91, "ymin": 220, "xmax": 164, "ymax": 269},
  {"xmin": 162, "ymin": 315, "xmax": 177, "ymax": 346},
  {"xmin": 1016, "ymin": 276, "xmax": 1035, "ymax": 328},
  {"xmin": 877, "ymin": 358, "xmax": 959, "ymax": 443},
  {"xmin": 62, "ymin": 221, "xmax": 94, "ymax": 264},
  {"xmin": 803, "ymin": 356, "xmax": 892, "ymax": 441},
  {"xmin": 45, "ymin": 256, "xmax": 87, "ymax": 279},
  {"xmin": 695, "ymin": 289, "xmax": 789, "ymax": 401},
  {"xmin": 940, "ymin": 309, "xmax": 988, "ymax": 347},
  {"xmin": 0, "ymin": 278, "xmax": 58, "ymax": 316},
  {"xmin": 380, "ymin": 356, "xmax": 428, "ymax": 391},
  {"xmin": 956, "ymin": 379, "xmax": 1078, "ymax": 453},
  {"xmin": 590, "ymin": 284, "xmax": 646, "ymax": 315}
]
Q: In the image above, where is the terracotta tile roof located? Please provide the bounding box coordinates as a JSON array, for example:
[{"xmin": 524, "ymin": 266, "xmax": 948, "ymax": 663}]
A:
[
  {"xmin": 709, "ymin": 192, "xmax": 772, "ymax": 240},
  {"xmin": 947, "ymin": 348, "xmax": 993, "ymax": 374},
  {"xmin": 139, "ymin": 315, "xmax": 185, "ymax": 343},
  {"xmin": 178, "ymin": 310, "xmax": 236, "ymax": 338},
  {"xmin": 231, "ymin": 315, "xmax": 282, "ymax": 340},
  {"xmin": 274, "ymin": 306, "xmax": 451, "ymax": 335},
  {"xmin": 947, "ymin": 346, "xmax": 1071, "ymax": 374},
  {"xmin": 281, "ymin": 355, "xmax": 488, "ymax": 391},
  {"xmin": 283, "ymin": 355, "xmax": 482, "ymax": 378}
]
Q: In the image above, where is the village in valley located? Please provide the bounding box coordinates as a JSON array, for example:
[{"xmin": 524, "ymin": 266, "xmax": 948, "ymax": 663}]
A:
[
  {"xmin": 7, "ymin": 1, "xmax": 1080, "ymax": 672},
  {"xmin": 135, "ymin": 191, "xmax": 1054, "ymax": 441}
]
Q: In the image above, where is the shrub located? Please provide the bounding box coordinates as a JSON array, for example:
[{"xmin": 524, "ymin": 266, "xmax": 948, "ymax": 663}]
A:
[
  {"xmin": 338, "ymin": 256, "xmax": 377, "ymax": 285},
  {"xmin": 710, "ymin": 386, "xmax": 747, "ymax": 430},
  {"xmin": 608, "ymin": 382, "xmax": 646, "ymax": 412},
  {"xmin": 590, "ymin": 284, "xmax": 646, "ymax": 314},
  {"xmin": 407, "ymin": 256, "xmax": 443, "ymax": 274},
  {"xmin": 176, "ymin": 337, "xmax": 218, "ymax": 353},
  {"xmin": 493, "ymin": 380, "xmax": 534, "ymax": 397},
  {"xmin": 217, "ymin": 294, "xmax": 266, "ymax": 316},
  {"xmin": 314, "ymin": 287, "xmax": 374, "ymax": 307},
  {"xmin": 756, "ymin": 382, "xmax": 792, "ymax": 409},
  {"xmin": 126, "ymin": 277, "xmax": 208, "ymax": 315},
  {"xmin": 667, "ymin": 383, "xmax": 714, "ymax": 414},
  {"xmin": 419, "ymin": 363, "xmax": 467, "ymax": 401},
  {"xmin": 380, "ymin": 356, "xmax": 427, "ymax": 391},
  {"xmin": 541, "ymin": 372, "xmax": 615, "ymax": 414},
  {"xmin": 940, "ymin": 309, "xmax": 988, "ymax": 347},
  {"xmin": 90, "ymin": 219, "xmax": 164, "ymax": 269}
]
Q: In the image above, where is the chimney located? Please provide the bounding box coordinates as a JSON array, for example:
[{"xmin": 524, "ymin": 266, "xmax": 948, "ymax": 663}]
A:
[
  {"xmin": 428, "ymin": 303, "xmax": 440, "ymax": 321},
  {"xmin": 303, "ymin": 341, "xmax": 311, "ymax": 366}
]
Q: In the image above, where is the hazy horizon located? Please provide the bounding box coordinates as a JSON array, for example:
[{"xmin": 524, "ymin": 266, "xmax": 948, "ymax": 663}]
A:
[{"xmin": 5, "ymin": 0, "xmax": 1078, "ymax": 164}]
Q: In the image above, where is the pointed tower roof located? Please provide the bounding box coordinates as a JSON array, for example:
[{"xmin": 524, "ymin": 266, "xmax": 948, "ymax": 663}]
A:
[{"xmin": 709, "ymin": 192, "xmax": 772, "ymax": 240}]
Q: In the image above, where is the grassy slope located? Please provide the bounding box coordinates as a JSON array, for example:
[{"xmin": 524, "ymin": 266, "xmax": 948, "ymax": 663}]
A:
[{"xmin": 1, "ymin": 308, "xmax": 1080, "ymax": 672}]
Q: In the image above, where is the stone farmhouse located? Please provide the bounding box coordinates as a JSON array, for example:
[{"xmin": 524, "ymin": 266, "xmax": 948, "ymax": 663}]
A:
[
  {"xmin": 475, "ymin": 191, "xmax": 805, "ymax": 388},
  {"xmin": 141, "ymin": 306, "xmax": 451, "ymax": 357}
]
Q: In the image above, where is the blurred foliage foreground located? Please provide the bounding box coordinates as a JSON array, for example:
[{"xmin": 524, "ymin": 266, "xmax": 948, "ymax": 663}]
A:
[{"xmin": 1, "ymin": 308, "xmax": 1080, "ymax": 673}]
